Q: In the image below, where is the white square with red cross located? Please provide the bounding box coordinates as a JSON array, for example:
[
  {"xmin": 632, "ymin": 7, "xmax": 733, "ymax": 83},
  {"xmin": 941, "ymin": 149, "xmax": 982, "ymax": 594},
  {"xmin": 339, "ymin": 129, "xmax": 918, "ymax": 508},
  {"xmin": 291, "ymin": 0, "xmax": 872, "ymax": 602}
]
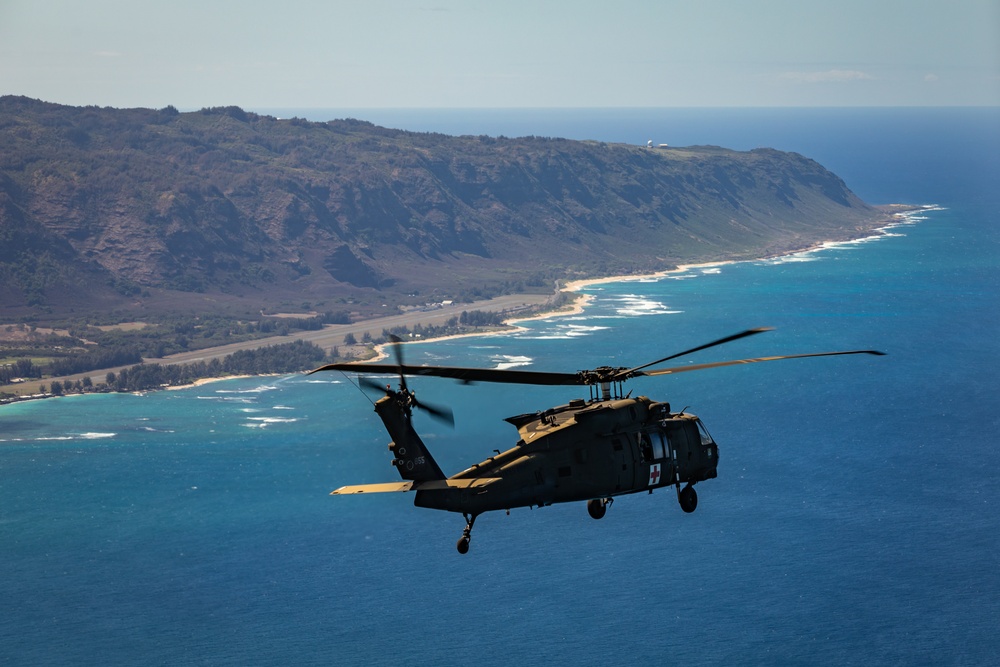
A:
[{"xmin": 648, "ymin": 463, "xmax": 661, "ymax": 486}]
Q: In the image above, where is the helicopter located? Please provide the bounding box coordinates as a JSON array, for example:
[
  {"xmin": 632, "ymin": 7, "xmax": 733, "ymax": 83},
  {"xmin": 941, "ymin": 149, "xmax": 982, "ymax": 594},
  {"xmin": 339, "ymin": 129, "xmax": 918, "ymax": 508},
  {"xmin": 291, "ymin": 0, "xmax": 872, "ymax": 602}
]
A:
[{"xmin": 310, "ymin": 327, "xmax": 884, "ymax": 554}]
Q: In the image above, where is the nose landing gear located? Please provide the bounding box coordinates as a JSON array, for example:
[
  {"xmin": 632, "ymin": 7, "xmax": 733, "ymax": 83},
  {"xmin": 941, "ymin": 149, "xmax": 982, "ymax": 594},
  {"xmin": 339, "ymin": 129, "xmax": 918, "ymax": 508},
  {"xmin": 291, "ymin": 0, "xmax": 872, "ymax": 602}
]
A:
[
  {"xmin": 677, "ymin": 484, "xmax": 698, "ymax": 513},
  {"xmin": 587, "ymin": 497, "xmax": 613, "ymax": 520}
]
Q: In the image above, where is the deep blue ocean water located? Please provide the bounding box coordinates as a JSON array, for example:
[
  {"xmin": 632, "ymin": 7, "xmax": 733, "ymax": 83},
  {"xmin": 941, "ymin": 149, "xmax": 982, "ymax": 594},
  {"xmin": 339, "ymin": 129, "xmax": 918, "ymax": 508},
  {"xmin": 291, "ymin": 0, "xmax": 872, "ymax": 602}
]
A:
[{"xmin": 2, "ymin": 108, "xmax": 998, "ymax": 665}]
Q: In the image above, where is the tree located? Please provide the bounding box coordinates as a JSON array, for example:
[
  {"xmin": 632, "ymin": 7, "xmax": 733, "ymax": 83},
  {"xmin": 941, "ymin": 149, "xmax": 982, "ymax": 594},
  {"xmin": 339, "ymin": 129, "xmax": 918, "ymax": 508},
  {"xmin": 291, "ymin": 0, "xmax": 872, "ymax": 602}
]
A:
[{"xmin": 14, "ymin": 359, "xmax": 38, "ymax": 378}]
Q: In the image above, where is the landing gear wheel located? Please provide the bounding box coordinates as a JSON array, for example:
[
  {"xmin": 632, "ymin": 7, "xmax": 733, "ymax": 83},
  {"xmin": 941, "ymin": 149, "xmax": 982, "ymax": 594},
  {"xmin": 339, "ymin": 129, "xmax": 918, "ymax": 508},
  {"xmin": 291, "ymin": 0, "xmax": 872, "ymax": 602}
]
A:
[
  {"xmin": 456, "ymin": 513, "xmax": 478, "ymax": 554},
  {"xmin": 587, "ymin": 498, "xmax": 610, "ymax": 520},
  {"xmin": 678, "ymin": 485, "xmax": 698, "ymax": 513}
]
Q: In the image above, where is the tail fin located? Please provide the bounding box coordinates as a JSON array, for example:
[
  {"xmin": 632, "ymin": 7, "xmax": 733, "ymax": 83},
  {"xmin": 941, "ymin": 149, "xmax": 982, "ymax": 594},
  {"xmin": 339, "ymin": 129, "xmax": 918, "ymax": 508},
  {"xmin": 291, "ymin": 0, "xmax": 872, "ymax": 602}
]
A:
[{"xmin": 373, "ymin": 393, "xmax": 446, "ymax": 482}]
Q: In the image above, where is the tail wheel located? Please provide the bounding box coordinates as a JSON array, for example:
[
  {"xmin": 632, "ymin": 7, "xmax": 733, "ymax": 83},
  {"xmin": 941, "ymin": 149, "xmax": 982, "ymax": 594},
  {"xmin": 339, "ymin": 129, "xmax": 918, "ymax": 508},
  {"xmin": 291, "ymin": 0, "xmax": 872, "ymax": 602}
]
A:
[
  {"xmin": 456, "ymin": 513, "xmax": 477, "ymax": 554},
  {"xmin": 678, "ymin": 485, "xmax": 698, "ymax": 513}
]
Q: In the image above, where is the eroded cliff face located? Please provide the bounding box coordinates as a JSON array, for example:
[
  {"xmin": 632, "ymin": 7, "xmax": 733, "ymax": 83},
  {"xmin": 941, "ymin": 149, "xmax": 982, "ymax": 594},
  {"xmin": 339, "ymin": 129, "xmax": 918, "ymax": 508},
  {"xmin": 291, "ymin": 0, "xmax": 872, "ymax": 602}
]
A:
[{"xmin": 0, "ymin": 97, "xmax": 882, "ymax": 319}]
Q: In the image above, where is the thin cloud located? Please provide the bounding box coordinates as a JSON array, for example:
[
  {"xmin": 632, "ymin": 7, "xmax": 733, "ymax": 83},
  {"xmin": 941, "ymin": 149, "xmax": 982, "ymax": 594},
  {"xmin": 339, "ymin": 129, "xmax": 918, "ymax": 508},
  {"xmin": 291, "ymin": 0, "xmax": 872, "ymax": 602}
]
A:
[{"xmin": 778, "ymin": 69, "xmax": 875, "ymax": 84}]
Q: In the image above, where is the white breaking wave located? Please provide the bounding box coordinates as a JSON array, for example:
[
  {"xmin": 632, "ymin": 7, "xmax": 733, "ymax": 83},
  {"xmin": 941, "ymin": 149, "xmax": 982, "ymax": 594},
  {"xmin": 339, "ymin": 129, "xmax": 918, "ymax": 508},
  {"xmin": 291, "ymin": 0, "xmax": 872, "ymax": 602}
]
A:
[
  {"xmin": 492, "ymin": 355, "xmax": 533, "ymax": 370},
  {"xmin": 618, "ymin": 308, "xmax": 683, "ymax": 316},
  {"xmin": 614, "ymin": 295, "xmax": 680, "ymax": 317},
  {"xmin": 139, "ymin": 426, "xmax": 175, "ymax": 433},
  {"xmin": 563, "ymin": 324, "xmax": 608, "ymax": 333},
  {"xmin": 524, "ymin": 334, "xmax": 576, "ymax": 340},
  {"xmin": 758, "ymin": 209, "xmax": 942, "ymax": 266},
  {"xmin": 764, "ymin": 254, "xmax": 820, "ymax": 265},
  {"xmin": 518, "ymin": 321, "xmax": 612, "ymax": 340},
  {"xmin": 524, "ymin": 323, "xmax": 612, "ymax": 340},
  {"xmin": 215, "ymin": 385, "xmax": 278, "ymax": 395},
  {"xmin": 197, "ymin": 395, "xmax": 256, "ymax": 404},
  {"xmin": 242, "ymin": 417, "xmax": 299, "ymax": 428}
]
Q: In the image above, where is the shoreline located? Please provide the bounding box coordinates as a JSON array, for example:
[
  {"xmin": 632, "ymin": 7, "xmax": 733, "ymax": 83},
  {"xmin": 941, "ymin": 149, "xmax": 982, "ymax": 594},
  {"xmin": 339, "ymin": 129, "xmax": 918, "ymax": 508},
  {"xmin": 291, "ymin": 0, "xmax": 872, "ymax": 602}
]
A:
[
  {"xmin": 358, "ymin": 204, "xmax": 933, "ymax": 362},
  {"xmin": 164, "ymin": 374, "xmax": 257, "ymax": 391},
  {"xmin": 1, "ymin": 205, "xmax": 934, "ymax": 403},
  {"xmin": 560, "ymin": 205, "xmax": 935, "ymax": 293},
  {"xmin": 364, "ymin": 292, "xmax": 598, "ymax": 362}
]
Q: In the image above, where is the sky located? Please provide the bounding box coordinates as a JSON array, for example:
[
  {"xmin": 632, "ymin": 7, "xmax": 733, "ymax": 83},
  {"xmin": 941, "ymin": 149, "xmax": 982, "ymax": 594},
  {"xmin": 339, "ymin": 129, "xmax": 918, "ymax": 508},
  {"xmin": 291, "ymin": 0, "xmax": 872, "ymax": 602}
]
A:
[{"xmin": 1, "ymin": 0, "xmax": 998, "ymax": 109}]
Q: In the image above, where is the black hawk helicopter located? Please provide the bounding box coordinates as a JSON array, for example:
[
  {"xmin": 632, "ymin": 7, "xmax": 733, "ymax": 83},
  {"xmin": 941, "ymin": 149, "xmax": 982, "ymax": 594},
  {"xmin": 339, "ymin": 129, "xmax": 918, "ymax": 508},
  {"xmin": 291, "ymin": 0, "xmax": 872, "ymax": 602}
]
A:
[{"xmin": 311, "ymin": 327, "xmax": 883, "ymax": 554}]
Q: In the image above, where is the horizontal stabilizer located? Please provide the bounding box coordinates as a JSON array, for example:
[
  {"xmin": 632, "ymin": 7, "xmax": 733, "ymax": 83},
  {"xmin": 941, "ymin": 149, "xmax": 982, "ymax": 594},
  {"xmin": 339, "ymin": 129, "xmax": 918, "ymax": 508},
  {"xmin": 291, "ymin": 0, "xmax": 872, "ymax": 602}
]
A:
[
  {"xmin": 332, "ymin": 482, "xmax": 415, "ymax": 495},
  {"xmin": 331, "ymin": 478, "xmax": 500, "ymax": 495}
]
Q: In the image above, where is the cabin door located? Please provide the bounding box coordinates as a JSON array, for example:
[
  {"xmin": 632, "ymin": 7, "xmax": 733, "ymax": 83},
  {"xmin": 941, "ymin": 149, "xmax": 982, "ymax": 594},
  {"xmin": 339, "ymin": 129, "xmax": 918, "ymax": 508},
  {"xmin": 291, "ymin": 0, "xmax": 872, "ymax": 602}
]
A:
[
  {"xmin": 655, "ymin": 431, "xmax": 677, "ymax": 486},
  {"xmin": 613, "ymin": 435, "xmax": 638, "ymax": 492}
]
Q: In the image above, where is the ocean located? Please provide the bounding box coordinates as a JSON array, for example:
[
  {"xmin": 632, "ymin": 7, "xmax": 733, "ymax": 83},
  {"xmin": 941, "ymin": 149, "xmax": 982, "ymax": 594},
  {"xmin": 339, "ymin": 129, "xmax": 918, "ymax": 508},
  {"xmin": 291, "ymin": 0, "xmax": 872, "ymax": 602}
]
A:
[{"xmin": 2, "ymin": 108, "xmax": 998, "ymax": 665}]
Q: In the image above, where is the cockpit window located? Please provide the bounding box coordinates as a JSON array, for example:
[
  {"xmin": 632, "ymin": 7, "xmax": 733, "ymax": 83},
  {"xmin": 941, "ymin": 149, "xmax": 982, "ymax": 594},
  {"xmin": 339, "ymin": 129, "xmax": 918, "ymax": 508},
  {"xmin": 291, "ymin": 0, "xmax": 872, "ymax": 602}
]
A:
[
  {"xmin": 697, "ymin": 420, "xmax": 715, "ymax": 445},
  {"xmin": 651, "ymin": 432, "xmax": 667, "ymax": 460}
]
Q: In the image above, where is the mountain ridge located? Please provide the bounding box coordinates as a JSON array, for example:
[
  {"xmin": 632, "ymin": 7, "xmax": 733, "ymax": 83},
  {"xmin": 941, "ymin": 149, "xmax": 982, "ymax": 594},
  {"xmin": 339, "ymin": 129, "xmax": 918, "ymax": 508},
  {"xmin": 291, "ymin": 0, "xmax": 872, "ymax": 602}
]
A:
[{"xmin": 0, "ymin": 96, "xmax": 887, "ymax": 323}]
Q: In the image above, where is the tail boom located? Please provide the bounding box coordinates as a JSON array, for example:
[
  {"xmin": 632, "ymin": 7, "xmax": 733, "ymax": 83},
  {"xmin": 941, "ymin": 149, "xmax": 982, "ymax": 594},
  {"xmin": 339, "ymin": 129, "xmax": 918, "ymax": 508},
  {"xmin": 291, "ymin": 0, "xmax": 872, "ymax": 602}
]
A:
[{"xmin": 373, "ymin": 393, "xmax": 446, "ymax": 482}]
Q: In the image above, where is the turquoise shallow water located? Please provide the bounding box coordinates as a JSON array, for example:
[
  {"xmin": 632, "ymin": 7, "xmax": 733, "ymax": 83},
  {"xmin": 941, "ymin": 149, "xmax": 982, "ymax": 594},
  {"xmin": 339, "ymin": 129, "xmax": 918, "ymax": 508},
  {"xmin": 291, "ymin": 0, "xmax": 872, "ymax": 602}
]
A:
[{"xmin": 2, "ymin": 108, "xmax": 998, "ymax": 665}]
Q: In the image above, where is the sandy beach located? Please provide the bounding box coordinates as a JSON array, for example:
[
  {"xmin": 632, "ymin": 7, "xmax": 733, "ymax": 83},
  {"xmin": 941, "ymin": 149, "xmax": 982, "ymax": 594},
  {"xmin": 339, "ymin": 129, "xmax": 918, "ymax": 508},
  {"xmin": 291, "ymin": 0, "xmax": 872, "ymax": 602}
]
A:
[{"xmin": 164, "ymin": 375, "xmax": 257, "ymax": 390}]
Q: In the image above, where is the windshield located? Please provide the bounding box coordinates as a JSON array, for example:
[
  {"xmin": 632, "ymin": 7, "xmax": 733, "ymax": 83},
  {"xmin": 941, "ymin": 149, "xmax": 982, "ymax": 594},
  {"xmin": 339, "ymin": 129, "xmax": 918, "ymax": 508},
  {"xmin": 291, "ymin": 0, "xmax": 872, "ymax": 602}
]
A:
[{"xmin": 696, "ymin": 420, "xmax": 715, "ymax": 446}]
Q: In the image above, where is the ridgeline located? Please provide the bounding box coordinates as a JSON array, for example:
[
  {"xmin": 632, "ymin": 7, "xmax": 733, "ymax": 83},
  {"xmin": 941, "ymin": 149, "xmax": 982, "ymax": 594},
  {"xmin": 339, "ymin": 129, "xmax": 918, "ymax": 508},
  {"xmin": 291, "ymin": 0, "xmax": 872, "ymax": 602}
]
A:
[{"xmin": 1, "ymin": 96, "xmax": 884, "ymax": 322}]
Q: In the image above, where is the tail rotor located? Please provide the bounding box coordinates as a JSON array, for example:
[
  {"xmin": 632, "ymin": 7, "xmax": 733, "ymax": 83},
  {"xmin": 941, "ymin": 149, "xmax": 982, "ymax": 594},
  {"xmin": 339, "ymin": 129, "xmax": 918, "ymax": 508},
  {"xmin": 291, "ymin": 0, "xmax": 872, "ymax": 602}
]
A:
[{"xmin": 375, "ymin": 335, "xmax": 455, "ymax": 427}]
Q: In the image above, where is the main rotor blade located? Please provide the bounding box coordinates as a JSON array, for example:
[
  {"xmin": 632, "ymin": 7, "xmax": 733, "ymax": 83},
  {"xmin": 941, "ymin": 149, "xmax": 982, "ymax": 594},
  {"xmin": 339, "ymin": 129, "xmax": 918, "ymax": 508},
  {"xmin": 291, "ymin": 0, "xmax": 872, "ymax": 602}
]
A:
[
  {"xmin": 309, "ymin": 362, "xmax": 585, "ymax": 386},
  {"xmin": 619, "ymin": 327, "xmax": 774, "ymax": 379},
  {"xmin": 638, "ymin": 349, "xmax": 886, "ymax": 378},
  {"xmin": 306, "ymin": 330, "xmax": 884, "ymax": 387}
]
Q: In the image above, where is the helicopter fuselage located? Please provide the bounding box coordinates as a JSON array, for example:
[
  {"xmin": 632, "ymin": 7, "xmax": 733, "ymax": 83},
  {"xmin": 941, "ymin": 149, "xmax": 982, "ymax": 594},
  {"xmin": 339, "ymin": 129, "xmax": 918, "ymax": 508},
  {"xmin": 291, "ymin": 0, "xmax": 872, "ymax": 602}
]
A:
[
  {"xmin": 458, "ymin": 395, "xmax": 716, "ymax": 512},
  {"xmin": 365, "ymin": 391, "xmax": 718, "ymax": 516}
]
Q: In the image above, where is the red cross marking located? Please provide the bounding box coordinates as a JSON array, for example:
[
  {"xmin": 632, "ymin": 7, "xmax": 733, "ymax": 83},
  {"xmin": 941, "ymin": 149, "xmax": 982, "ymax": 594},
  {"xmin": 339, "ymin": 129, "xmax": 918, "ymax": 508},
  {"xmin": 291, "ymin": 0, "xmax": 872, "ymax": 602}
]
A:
[{"xmin": 649, "ymin": 464, "xmax": 661, "ymax": 485}]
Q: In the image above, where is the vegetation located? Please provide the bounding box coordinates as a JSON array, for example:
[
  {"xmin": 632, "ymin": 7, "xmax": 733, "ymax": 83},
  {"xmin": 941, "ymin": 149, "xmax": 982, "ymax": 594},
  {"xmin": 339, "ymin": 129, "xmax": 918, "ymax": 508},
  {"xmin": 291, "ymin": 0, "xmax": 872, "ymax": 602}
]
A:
[
  {"xmin": 1, "ymin": 95, "xmax": 881, "ymax": 327},
  {"xmin": 0, "ymin": 359, "xmax": 40, "ymax": 384},
  {"xmin": 101, "ymin": 340, "xmax": 327, "ymax": 392},
  {"xmin": 3, "ymin": 340, "xmax": 328, "ymax": 398},
  {"xmin": 0, "ymin": 311, "xmax": 350, "ymax": 373},
  {"xmin": 0, "ymin": 303, "xmax": 570, "ymax": 401}
]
